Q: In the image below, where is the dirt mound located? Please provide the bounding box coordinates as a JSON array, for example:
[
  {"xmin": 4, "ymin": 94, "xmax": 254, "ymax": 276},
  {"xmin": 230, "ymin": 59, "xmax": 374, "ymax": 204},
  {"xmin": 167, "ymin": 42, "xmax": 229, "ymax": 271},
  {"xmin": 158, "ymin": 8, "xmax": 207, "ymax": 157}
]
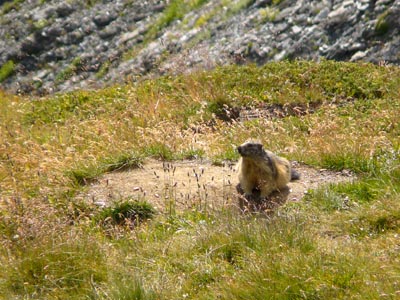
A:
[{"xmin": 83, "ymin": 159, "xmax": 354, "ymax": 213}]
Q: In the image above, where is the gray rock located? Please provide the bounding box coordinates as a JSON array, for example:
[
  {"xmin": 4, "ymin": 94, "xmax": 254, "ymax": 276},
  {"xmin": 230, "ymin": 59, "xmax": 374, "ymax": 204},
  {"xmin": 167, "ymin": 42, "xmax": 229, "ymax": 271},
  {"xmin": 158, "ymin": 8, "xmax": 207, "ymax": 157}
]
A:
[
  {"xmin": 350, "ymin": 50, "xmax": 368, "ymax": 61},
  {"xmin": 314, "ymin": 7, "xmax": 330, "ymax": 23},
  {"xmin": 0, "ymin": 0, "xmax": 399, "ymax": 94},
  {"xmin": 99, "ymin": 25, "xmax": 121, "ymax": 40},
  {"xmin": 42, "ymin": 25, "xmax": 64, "ymax": 41},
  {"xmin": 55, "ymin": 3, "xmax": 75, "ymax": 18},
  {"xmin": 93, "ymin": 12, "xmax": 118, "ymax": 28},
  {"xmin": 327, "ymin": 1, "xmax": 357, "ymax": 25},
  {"xmin": 375, "ymin": 0, "xmax": 395, "ymax": 14},
  {"xmin": 20, "ymin": 34, "xmax": 44, "ymax": 54}
]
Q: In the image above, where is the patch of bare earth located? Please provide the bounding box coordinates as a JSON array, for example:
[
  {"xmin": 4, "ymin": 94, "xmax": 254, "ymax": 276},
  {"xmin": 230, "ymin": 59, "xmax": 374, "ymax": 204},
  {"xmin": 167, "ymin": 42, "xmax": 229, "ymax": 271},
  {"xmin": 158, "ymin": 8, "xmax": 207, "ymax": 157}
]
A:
[{"xmin": 84, "ymin": 159, "xmax": 354, "ymax": 213}]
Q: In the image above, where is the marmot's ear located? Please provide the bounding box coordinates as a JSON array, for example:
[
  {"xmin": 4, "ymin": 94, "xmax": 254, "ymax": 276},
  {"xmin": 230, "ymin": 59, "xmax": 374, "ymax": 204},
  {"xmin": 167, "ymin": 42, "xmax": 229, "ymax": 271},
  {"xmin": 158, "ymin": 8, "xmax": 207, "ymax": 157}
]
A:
[{"xmin": 257, "ymin": 144, "xmax": 263, "ymax": 150}]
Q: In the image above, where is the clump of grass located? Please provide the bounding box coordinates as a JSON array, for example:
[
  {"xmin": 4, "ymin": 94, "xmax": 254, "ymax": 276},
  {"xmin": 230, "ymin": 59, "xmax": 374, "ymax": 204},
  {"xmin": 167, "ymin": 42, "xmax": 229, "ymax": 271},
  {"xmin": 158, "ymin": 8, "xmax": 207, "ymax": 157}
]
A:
[
  {"xmin": 0, "ymin": 60, "xmax": 15, "ymax": 82},
  {"xmin": 259, "ymin": 6, "xmax": 279, "ymax": 23},
  {"xmin": 1, "ymin": 0, "xmax": 24, "ymax": 14},
  {"xmin": 103, "ymin": 152, "xmax": 144, "ymax": 172},
  {"xmin": 176, "ymin": 148, "xmax": 205, "ymax": 160},
  {"xmin": 55, "ymin": 57, "xmax": 83, "ymax": 83},
  {"xmin": 194, "ymin": 11, "xmax": 216, "ymax": 27},
  {"xmin": 84, "ymin": 0, "xmax": 100, "ymax": 8},
  {"xmin": 142, "ymin": 143, "xmax": 175, "ymax": 161},
  {"xmin": 31, "ymin": 18, "xmax": 49, "ymax": 31},
  {"xmin": 212, "ymin": 147, "xmax": 239, "ymax": 165},
  {"xmin": 145, "ymin": 0, "xmax": 208, "ymax": 42},
  {"xmin": 68, "ymin": 152, "xmax": 143, "ymax": 185},
  {"xmin": 67, "ymin": 167, "xmax": 100, "ymax": 186},
  {"xmin": 96, "ymin": 60, "xmax": 111, "ymax": 79},
  {"xmin": 95, "ymin": 200, "xmax": 155, "ymax": 226},
  {"xmin": 375, "ymin": 10, "xmax": 390, "ymax": 36},
  {"xmin": 107, "ymin": 277, "xmax": 157, "ymax": 300},
  {"xmin": 319, "ymin": 151, "xmax": 379, "ymax": 174}
]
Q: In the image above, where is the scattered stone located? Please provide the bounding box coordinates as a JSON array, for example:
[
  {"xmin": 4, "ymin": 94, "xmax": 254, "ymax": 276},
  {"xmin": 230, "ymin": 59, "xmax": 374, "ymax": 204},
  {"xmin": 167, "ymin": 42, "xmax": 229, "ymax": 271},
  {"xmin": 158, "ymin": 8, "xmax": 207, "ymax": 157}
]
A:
[
  {"xmin": 93, "ymin": 12, "xmax": 117, "ymax": 28},
  {"xmin": 55, "ymin": 3, "xmax": 75, "ymax": 18},
  {"xmin": 0, "ymin": 0, "xmax": 398, "ymax": 95}
]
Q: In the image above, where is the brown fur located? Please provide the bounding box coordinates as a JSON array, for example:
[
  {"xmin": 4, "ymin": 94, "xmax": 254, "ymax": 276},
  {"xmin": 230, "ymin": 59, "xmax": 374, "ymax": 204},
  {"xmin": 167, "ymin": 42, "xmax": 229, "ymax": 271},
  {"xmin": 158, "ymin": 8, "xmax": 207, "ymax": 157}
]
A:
[{"xmin": 237, "ymin": 141, "xmax": 299, "ymax": 198}]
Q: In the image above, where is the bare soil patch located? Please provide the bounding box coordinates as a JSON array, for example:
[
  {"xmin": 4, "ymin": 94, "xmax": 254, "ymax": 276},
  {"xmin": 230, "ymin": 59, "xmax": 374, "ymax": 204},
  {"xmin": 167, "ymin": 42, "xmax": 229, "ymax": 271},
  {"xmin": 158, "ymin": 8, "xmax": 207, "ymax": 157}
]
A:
[{"xmin": 84, "ymin": 159, "xmax": 354, "ymax": 213}]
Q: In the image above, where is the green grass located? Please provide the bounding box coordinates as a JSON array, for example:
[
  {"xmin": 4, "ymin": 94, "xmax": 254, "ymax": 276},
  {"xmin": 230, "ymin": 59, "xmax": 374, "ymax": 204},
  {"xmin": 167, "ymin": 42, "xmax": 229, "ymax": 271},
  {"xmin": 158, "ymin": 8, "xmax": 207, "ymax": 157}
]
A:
[
  {"xmin": 0, "ymin": 229, "xmax": 107, "ymax": 299},
  {"xmin": 107, "ymin": 277, "xmax": 157, "ymax": 300},
  {"xmin": 259, "ymin": 6, "xmax": 279, "ymax": 23},
  {"xmin": 144, "ymin": 0, "xmax": 209, "ymax": 42},
  {"xmin": 55, "ymin": 57, "xmax": 83, "ymax": 83},
  {"xmin": 68, "ymin": 151, "xmax": 143, "ymax": 185},
  {"xmin": 1, "ymin": 61, "xmax": 400, "ymax": 299},
  {"xmin": 0, "ymin": 60, "xmax": 15, "ymax": 82},
  {"xmin": 95, "ymin": 200, "xmax": 155, "ymax": 226},
  {"xmin": 375, "ymin": 10, "xmax": 390, "ymax": 36},
  {"xmin": 96, "ymin": 60, "xmax": 111, "ymax": 79},
  {"xmin": 0, "ymin": 0, "xmax": 25, "ymax": 15},
  {"xmin": 31, "ymin": 18, "xmax": 49, "ymax": 31}
]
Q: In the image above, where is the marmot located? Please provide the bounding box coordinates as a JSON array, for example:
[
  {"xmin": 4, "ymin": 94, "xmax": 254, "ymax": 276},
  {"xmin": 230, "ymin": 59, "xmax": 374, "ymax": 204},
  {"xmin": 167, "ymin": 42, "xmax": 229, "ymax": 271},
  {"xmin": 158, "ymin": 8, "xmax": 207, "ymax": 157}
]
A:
[{"xmin": 237, "ymin": 141, "xmax": 300, "ymax": 198}]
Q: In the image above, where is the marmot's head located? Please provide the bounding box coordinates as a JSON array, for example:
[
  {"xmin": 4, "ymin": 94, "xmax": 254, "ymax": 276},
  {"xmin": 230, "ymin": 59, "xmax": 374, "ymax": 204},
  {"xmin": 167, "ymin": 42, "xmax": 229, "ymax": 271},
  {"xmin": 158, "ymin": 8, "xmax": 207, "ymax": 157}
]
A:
[{"xmin": 237, "ymin": 141, "xmax": 264, "ymax": 157}]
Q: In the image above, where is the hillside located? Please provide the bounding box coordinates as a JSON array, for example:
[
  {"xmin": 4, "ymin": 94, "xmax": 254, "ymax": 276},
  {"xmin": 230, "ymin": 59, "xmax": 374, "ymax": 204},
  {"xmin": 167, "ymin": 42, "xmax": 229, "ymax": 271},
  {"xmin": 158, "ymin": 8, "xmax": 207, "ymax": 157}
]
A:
[
  {"xmin": 1, "ymin": 0, "xmax": 399, "ymax": 94},
  {"xmin": 0, "ymin": 61, "xmax": 399, "ymax": 299},
  {"xmin": 1, "ymin": 1, "xmax": 400, "ymax": 299}
]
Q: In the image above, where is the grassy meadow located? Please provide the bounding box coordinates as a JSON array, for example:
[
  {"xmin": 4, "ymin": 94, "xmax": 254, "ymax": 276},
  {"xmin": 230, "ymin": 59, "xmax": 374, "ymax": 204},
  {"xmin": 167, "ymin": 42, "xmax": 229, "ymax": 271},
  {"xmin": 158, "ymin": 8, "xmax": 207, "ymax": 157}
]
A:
[{"xmin": 0, "ymin": 60, "xmax": 399, "ymax": 299}]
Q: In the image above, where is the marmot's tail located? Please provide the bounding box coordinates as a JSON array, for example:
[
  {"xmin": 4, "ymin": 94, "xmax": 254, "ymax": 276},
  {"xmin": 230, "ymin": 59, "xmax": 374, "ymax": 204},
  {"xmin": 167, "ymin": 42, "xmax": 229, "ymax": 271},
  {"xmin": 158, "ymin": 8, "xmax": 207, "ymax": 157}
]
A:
[{"xmin": 290, "ymin": 169, "xmax": 300, "ymax": 181}]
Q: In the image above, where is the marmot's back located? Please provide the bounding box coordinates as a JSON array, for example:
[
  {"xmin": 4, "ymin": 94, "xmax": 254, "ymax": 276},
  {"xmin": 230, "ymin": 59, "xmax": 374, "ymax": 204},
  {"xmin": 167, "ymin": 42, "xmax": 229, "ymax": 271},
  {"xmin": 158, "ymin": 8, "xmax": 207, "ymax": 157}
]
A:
[{"xmin": 237, "ymin": 141, "xmax": 299, "ymax": 198}]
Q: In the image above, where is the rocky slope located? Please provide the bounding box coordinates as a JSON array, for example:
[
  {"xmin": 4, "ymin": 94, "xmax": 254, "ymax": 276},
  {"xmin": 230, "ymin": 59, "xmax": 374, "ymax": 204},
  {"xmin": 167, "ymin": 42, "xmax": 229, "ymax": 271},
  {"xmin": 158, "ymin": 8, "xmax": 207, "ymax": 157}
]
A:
[{"xmin": 0, "ymin": 0, "xmax": 399, "ymax": 95}]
